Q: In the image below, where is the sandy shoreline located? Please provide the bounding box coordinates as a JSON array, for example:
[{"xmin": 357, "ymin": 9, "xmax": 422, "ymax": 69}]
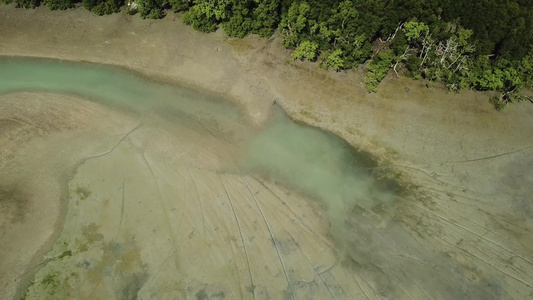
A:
[
  {"xmin": 1, "ymin": 3, "xmax": 533, "ymax": 299},
  {"xmin": 1, "ymin": 4, "xmax": 530, "ymax": 165}
]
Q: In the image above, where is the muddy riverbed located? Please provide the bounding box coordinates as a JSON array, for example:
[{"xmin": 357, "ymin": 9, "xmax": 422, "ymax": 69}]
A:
[{"xmin": 1, "ymin": 5, "xmax": 533, "ymax": 299}]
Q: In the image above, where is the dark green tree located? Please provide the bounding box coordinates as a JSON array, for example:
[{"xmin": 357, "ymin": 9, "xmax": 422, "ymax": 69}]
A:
[
  {"xmin": 83, "ymin": 0, "xmax": 122, "ymax": 15},
  {"xmin": 251, "ymin": 0, "xmax": 280, "ymax": 37},
  {"xmin": 321, "ymin": 49, "xmax": 344, "ymax": 71},
  {"xmin": 168, "ymin": 0, "xmax": 188, "ymax": 12},
  {"xmin": 136, "ymin": 0, "xmax": 165, "ymax": 19},
  {"xmin": 15, "ymin": 0, "xmax": 41, "ymax": 8},
  {"xmin": 182, "ymin": 0, "xmax": 232, "ymax": 32},
  {"xmin": 182, "ymin": 5, "xmax": 218, "ymax": 32},
  {"xmin": 291, "ymin": 40, "xmax": 318, "ymax": 61},
  {"xmin": 43, "ymin": 0, "xmax": 75, "ymax": 10},
  {"xmin": 222, "ymin": 0, "xmax": 254, "ymax": 38},
  {"xmin": 365, "ymin": 51, "xmax": 396, "ymax": 92}
]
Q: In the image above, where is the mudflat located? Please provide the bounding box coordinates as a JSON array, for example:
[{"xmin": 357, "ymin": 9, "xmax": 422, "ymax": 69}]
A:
[{"xmin": 1, "ymin": 4, "xmax": 532, "ymax": 300}]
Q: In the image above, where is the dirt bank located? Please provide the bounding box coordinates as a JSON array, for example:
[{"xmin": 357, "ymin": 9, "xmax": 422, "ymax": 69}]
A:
[{"xmin": 1, "ymin": 4, "xmax": 532, "ymax": 299}]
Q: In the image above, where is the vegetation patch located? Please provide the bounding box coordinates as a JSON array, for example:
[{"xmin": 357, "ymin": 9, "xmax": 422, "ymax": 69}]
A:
[
  {"xmin": 4, "ymin": 0, "xmax": 532, "ymax": 109},
  {"xmin": 74, "ymin": 186, "xmax": 91, "ymax": 200},
  {"xmin": 299, "ymin": 109, "xmax": 320, "ymax": 123},
  {"xmin": 41, "ymin": 272, "xmax": 60, "ymax": 289}
]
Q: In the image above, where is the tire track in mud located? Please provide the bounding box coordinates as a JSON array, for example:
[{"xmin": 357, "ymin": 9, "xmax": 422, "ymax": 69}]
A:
[
  {"xmin": 442, "ymin": 145, "xmax": 532, "ymax": 164},
  {"xmin": 2, "ymin": 117, "xmax": 46, "ymax": 133},
  {"xmin": 421, "ymin": 232, "xmax": 519, "ymax": 298},
  {"xmin": 350, "ymin": 272, "xmax": 371, "ymax": 300},
  {"xmin": 400, "ymin": 267, "xmax": 432, "ymax": 299},
  {"xmin": 139, "ymin": 151, "xmax": 181, "ymax": 269},
  {"xmin": 406, "ymin": 193, "xmax": 533, "ymax": 295},
  {"xmin": 408, "ymin": 211, "xmax": 528, "ymax": 298},
  {"xmin": 188, "ymin": 169, "xmax": 208, "ymax": 238},
  {"xmin": 243, "ymin": 175, "xmax": 378, "ymax": 299},
  {"xmin": 248, "ymin": 175, "xmax": 334, "ymax": 251},
  {"xmin": 295, "ymin": 251, "xmax": 340, "ymax": 300},
  {"xmin": 242, "ymin": 177, "xmax": 295, "ymax": 300},
  {"xmin": 398, "ymin": 200, "xmax": 528, "ymax": 298},
  {"xmin": 212, "ymin": 180, "xmax": 245, "ymax": 300},
  {"xmin": 116, "ymin": 178, "xmax": 125, "ymax": 238},
  {"xmin": 422, "ymin": 186, "xmax": 532, "ymax": 244},
  {"xmin": 249, "ymin": 179, "xmax": 343, "ymax": 299},
  {"xmin": 424, "ymin": 194, "xmax": 533, "ymax": 266},
  {"xmin": 415, "ymin": 205, "xmax": 533, "ymax": 288},
  {"xmin": 219, "ymin": 175, "xmax": 257, "ymax": 300}
]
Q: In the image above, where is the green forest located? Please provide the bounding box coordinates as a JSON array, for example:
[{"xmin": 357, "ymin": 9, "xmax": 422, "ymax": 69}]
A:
[{"xmin": 4, "ymin": 0, "xmax": 533, "ymax": 109}]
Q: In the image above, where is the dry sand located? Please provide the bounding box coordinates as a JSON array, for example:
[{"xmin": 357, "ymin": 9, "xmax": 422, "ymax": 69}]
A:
[{"xmin": 1, "ymin": 4, "xmax": 532, "ymax": 300}]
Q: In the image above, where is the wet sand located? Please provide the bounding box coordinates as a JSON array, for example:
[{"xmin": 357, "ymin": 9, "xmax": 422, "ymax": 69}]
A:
[{"xmin": 1, "ymin": 4, "xmax": 533, "ymax": 300}]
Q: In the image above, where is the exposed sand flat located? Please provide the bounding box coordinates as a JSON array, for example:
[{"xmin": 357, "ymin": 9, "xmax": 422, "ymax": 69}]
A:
[
  {"xmin": 0, "ymin": 92, "xmax": 138, "ymax": 300},
  {"xmin": 20, "ymin": 118, "xmax": 338, "ymax": 299},
  {"xmin": 1, "ymin": 4, "xmax": 533, "ymax": 300},
  {"xmin": 0, "ymin": 89, "xmax": 376, "ymax": 299}
]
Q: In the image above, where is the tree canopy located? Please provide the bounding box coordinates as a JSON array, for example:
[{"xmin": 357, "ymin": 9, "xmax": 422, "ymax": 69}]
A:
[{"xmin": 4, "ymin": 0, "xmax": 533, "ymax": 109}]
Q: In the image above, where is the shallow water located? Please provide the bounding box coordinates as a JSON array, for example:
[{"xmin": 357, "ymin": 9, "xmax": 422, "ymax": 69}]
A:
[
  {"xmin": 0, "ymin": 57, "xmax": 397, "ymax": 219},
  {"xmin": 0, "ymin": 58, "xmax": 506, "ymax": 299},
  {"xmin": 0, "ymin": 57, "xmax": 245, "ymax": 134}
]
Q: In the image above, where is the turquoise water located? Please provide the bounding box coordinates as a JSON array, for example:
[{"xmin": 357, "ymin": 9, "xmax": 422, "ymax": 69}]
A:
[
  {"xmin": 0, "ymin": 56, "xmax": 395, "ymax": 245},
  {"xmin": 0, "ymin": 57, "xmax": 244, "ymax": 132}
]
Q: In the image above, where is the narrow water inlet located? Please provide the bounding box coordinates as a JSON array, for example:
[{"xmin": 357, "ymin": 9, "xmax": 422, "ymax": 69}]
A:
[{"xmin": 0, "ymin": 56, "xmax": 401, "ymax": 207}]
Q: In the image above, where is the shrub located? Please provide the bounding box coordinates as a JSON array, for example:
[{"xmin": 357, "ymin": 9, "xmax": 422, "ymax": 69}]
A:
[
  {"xmin": 83, "ymin": 0, "xmax": 122, "ymax": 15},
  {"xmin": 15, "ymin": 0, "xmax": 41, "ymax": 8},
  {"xmin": 321, "ymin": 49, "xmax": 344, "ymax": 71},
  {"xmin": 44, "ymin": 0, "xmax": 74, "ymax": 10},
  {"xmin": 291, "ymin": 41, "xmax": 319, "ymax": 62},
  {"xmin": 365, "ymin": 51, "xmax": 395, "ymax": 92}
]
